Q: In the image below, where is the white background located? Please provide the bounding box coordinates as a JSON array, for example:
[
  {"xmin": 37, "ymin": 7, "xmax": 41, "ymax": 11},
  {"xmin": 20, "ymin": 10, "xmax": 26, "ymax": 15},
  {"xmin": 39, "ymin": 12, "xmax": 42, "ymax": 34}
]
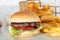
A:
[{"xmin": 0, "ymin": 0, "xmax": 59, "ymax": 6}]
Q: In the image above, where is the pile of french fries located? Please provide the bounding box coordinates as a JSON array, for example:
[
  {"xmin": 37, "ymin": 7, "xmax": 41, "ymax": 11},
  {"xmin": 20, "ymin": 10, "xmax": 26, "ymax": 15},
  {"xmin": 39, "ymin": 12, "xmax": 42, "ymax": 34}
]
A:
[
  {"xmin": 20, "ymin": 1, "xmax": 60, "ymax": 37},
  {"xmin": 27, "ymin": 2, "xmax": 60, "ymax": 37}
]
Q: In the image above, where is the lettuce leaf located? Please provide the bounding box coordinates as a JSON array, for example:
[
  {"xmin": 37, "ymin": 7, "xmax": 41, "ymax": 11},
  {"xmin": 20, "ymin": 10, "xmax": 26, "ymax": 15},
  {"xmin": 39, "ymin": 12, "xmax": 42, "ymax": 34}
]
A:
[{"xmin": 10, "ymin": 28, "xmax": 24, "ymax": 37}]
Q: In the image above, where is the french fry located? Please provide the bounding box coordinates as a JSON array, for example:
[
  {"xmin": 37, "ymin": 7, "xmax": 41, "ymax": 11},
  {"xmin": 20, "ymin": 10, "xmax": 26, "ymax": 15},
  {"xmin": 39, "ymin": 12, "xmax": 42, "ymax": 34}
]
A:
[
  {"xmin": 49, "ymin": 32, "xmax": 60, "ymax": 37},
  {"xmin": 27, "ymin": 2, "xmax": 34, "ymax": 12},
  {"xmin": 44, "ymin": 9, "xmax": 54, "ymax": 15},
  {"xmin": 42, "ymin": 23, "xmax": 60, "ymax": 37},
  {"xmin": 41, "ymin": 23, "xmax": 56, "ymax": 33},
  {"xmin": 55, "ymin": 18, "xmax": 60, "ymax": 23},
  {"xmin": 47, "ymin": 22, "xmax": 57, "ymax": 27},
  {"xmin": 43, "ymin": 4, "xmax": 50, "ymax": 11},
  {"xmin": 27, "ymin": 2, "xmax": 41, "ymax": 12},
  {"xmin": 43, "ymin": 28, "xmax": 49, "ymax": 33},
  {"xmin": 41, "ymin": 15, "xmax": 58, "ymax": 23},
  {"xmin": 27, "ymin": 2, "xmax": 34, "ymax": 8},
  {"xmin": 48, "ymin": 27, "xmax": 60, "ymax": 37},
  {"xmin": 55, "ymin": 23, "xmax": 60, "ymax": 27},
  {"xmin": 33, "ymin": 2, "xmax": 41, "ymax": 10},
  {"xmin": 37, "ymin": 9, "xmax": 54, "ymax": 17},
  {"xmin": 40, "ymin": 27, "xmax": 49, "ymax": 33}
]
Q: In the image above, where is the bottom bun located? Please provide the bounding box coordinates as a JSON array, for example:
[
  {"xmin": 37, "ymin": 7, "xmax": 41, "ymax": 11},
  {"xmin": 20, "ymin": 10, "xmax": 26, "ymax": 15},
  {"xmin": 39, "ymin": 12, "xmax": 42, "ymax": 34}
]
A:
[
  {"xmin": 16, "ymin": 31, "xmax": 40, "ymax": 38},
  {"xmin": 16, "ymin": 31, "xmax": 34, "ymax": 38}
]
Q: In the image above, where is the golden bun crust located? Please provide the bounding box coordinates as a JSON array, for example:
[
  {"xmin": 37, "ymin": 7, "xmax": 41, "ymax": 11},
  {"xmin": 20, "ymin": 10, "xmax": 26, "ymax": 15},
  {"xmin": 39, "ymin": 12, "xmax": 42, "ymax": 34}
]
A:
[{"xmin": 10, "ymin": 11, "xmax": 40, "ymax": 22}]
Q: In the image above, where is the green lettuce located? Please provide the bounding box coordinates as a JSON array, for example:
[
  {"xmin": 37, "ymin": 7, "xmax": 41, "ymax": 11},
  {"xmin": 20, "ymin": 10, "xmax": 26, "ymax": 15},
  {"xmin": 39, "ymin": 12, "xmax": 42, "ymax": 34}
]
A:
[{"xmin": 10, "ymin": 28, "xmax": 24, "ymax": 37}]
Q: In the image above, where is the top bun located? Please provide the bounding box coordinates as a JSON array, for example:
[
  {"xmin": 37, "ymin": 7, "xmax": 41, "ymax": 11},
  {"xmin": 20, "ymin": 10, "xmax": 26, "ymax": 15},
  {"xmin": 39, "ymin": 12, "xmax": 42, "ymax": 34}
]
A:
[{"xmin": 10, "ymin": 11, "xmax": 40, "ymax": 22}]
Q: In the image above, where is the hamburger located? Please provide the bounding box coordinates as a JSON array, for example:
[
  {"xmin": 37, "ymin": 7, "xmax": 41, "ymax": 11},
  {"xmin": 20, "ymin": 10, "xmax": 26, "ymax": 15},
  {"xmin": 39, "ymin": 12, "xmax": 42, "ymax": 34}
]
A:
[{"xmin": 9, "ymin": 11, "xmax": 42, "ymax": 38}]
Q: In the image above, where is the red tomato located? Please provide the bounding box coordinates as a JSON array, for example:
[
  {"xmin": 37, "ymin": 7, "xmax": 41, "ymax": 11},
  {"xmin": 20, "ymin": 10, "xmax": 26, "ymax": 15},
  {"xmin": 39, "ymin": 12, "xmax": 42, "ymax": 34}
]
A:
[
  {"xmin": 15, "ymin": 26, "xmax": 34, "ymax": 30},
  {"xmin": 21, "ymin": 26, "xmax": 34, "ymax": 30}
]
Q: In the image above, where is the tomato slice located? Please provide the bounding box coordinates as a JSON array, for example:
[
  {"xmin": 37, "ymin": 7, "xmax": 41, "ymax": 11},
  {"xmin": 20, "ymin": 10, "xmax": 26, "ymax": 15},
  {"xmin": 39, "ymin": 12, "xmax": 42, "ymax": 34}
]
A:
[
  {"xmin": 21, "ymin": 26, "xmax": 34, "ymax": 30},
  {"xmin": 14, "ymin": 26, "xmax": 34, "ymax": 30}
]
